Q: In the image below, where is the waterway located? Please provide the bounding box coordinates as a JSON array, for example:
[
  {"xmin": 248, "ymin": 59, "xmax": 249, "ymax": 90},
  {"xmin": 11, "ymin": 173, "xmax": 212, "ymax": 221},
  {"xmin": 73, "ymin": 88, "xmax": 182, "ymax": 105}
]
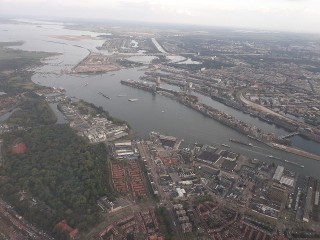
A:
[
  {"xmin": 0, "ymin": 108, "xmax": 20, "ymax": 122},
  {"xmin": 0, "ymin": 20, "xmax": 319, "ymax": 177},
  {"xmin": 49, "ymin": 103, "xmax": 67, "ymax": 124}
]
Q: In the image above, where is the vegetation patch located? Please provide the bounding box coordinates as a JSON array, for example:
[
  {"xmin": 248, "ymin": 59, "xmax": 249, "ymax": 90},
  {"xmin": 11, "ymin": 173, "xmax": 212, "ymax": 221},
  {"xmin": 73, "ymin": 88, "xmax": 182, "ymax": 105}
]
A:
[
  {"xmin": 0, "ymin": 125, "xmax": 114, "ymax": 236},
  {"xmin": 6, "ymin": 92, "xmax": 57, "ymax": 127},
  {"xmin": 73, "ymin": 99, "xmax": 130, "ymax": 127},
  {"xmin": 155, "ymin": 207, "xmax": 177, "ymax": 240}
]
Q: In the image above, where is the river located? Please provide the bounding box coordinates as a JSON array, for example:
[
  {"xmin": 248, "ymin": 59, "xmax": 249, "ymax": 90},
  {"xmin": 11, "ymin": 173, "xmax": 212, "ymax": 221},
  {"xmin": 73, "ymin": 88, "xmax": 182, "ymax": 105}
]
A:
[{"xmin": 1, "ymin": 20, "xmax": 319, "ymax": 178}]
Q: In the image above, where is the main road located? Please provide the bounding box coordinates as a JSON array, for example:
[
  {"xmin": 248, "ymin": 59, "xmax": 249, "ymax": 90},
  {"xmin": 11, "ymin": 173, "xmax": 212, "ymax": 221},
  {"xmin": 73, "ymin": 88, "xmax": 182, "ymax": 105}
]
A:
[{"xmin": 136, "ymin": 141, "xmax": 182, "ymax": 237}]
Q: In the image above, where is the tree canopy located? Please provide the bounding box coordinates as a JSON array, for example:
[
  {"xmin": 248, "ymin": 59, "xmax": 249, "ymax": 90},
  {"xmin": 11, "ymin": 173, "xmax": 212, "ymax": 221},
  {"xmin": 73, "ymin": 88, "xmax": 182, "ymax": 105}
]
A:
[{"xmin": 0, "ymin": 125, "xmax": 114, "ymax": 235}]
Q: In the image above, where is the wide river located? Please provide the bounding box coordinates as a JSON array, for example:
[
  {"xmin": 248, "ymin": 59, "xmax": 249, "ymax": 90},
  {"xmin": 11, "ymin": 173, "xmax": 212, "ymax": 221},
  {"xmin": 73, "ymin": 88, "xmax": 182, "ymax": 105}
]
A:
[{"xmin": 1, "ymin": 20, "xmax": 320, "ymax": 177}]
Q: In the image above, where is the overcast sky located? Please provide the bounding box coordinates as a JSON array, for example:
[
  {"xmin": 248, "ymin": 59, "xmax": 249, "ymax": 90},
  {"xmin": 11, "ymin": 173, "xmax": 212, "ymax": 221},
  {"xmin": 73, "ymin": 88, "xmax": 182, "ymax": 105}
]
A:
[{"xmin": 1, "ymin": 0, "xmax": 320, "ymax": 33}]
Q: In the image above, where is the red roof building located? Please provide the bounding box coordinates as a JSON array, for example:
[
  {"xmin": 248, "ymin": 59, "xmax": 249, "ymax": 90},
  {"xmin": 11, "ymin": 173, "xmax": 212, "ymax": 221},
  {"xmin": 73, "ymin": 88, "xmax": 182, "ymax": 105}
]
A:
[
  {"xmin": 11, "ymin": 143, "xmax": 26, "ymax": 154},
  {"xmin": 55, "ymin": 220, "xmax": 79, "ymax": 239}
]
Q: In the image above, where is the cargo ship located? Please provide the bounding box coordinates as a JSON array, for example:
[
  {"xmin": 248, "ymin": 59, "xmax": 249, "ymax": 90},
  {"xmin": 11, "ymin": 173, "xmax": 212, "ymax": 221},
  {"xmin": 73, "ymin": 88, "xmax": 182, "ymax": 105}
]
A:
[
  {"xmin": 247, "ymin": 135, "xmax": 264, "ymax": 143},
  {"xmin": 98, "ymin": 92, "xmax": 110, "ymax": 99},
  {"xmin": 229, "ymin": 139, "xmax": 253, "ymax": 147},
  {"xmin": 128, "ymin": 99, "xmax": 139, "ymax": 102}
]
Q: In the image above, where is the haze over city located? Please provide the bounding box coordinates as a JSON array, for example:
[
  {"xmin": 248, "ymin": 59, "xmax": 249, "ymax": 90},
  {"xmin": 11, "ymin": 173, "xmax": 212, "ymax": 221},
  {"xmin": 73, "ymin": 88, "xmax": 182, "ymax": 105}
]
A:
[
  {"xmin": 1, "ymin": 0, "xmax": 320, "ymax": 33},
  {"xmin": 1, "ymin": 0, "xmax": 320, "ymax": 238}
]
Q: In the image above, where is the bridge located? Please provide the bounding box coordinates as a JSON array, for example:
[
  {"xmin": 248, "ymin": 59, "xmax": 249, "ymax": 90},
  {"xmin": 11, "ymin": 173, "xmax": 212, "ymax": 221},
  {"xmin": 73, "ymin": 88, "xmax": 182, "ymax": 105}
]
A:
[{"xmin": 279, "ymin": 132, "xmax": 299, "ymax": 139}]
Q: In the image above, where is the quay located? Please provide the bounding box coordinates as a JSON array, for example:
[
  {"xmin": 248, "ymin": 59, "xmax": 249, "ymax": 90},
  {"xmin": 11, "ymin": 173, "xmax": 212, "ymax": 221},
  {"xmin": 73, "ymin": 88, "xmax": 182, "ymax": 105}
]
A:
[{"xmin": 267, "ymin": 142, "xmax": 320, "ymax": 161}]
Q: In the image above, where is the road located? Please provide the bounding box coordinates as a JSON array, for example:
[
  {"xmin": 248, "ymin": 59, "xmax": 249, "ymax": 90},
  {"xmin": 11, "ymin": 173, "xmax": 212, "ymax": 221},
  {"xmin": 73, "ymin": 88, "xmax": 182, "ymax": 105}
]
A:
[
  {"xmin": 0, "ymin": 139, "xmax": 3, "ymax": 167},
  {"xmin": 136, "ymin": 141, "xmax": 182, "ymax": 238},
  {"xmin": 0, "ymin": 198, "xmax": 54, "ymax": 239}
]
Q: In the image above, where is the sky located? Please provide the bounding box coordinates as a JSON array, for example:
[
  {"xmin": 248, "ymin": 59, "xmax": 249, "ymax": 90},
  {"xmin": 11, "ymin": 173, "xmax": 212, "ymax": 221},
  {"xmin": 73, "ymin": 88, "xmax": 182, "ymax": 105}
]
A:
[{"xmin": 1, "ymin": 0, "xmax": 320, "ymax": 33}]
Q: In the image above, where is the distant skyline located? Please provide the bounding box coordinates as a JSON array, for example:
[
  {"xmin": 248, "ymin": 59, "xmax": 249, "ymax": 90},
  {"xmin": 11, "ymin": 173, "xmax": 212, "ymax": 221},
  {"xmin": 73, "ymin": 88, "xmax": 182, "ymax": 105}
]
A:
[{"xmin": 1, "ymin": 0, "xmax": 320, "ymax": 33}]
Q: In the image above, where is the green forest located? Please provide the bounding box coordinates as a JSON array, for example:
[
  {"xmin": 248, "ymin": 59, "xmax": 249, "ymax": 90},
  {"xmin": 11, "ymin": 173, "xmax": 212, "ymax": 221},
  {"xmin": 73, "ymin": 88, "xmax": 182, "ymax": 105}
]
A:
[
  {"xmin": 72, "ymin": 99, "xmax": 130, "ymax": 126},
  {"xmin": 6, "ymin": 92, "xmax": 57, "ymax": 127},
  {"xmin": 0, "ymin": 42, "xmax": 118, "ymax": 238},
  {"xmin": 0, "ymin": 125, "xmax": 114, "ymax": 234}
]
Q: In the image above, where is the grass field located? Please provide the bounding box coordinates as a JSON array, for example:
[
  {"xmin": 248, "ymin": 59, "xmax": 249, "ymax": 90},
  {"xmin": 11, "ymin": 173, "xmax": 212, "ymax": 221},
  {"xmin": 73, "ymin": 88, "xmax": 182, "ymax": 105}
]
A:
[{"xmin": 0, "ymin": 41, "xmax": 55, "ymax": 75}]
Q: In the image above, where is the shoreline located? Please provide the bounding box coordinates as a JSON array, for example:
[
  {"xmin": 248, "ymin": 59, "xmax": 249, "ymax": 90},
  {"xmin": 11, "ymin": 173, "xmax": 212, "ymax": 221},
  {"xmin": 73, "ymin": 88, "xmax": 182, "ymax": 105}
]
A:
[
  {"xmin": 121, "ymin": 80, "xmax": 320, "ymax": 162},
  {"xmin": 266, "ymin": 142, "xmax": 320, "ymax": 162}
]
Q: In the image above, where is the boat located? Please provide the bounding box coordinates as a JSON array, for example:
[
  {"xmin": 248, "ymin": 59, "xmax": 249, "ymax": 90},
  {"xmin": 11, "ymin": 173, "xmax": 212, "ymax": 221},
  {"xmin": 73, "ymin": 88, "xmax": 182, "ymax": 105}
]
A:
[
  {"xmin": 247, "ymin": 135, "xmax": 264, "ymax": 143},
  {"xmin": 84, "ymin": 83, "xmax": 88, "ymax": 87},
  {"xmin": 98, "ymin": 92, "xmax": 110, "ymax": 99},
  {"xmin": 221, "ymin": 144, "xmax": 231, "ymax": 148},
  {"xmin": 268, "ymin": 155, "xmax": 281, "ymax": 160},
  {"xmin": 301, "ymin": 165, "xmax": 304, "ymax": 168},
  {"xmin": 128, "ymin": 99, "xmax": 139, "ymax": 102},
  {"xmin": 118, "ymin": 94, "xmax": 126, "ymax": 97},
  {"xmin": 229, "ymin": 139, "xmax": 253, "ymax": 147}
]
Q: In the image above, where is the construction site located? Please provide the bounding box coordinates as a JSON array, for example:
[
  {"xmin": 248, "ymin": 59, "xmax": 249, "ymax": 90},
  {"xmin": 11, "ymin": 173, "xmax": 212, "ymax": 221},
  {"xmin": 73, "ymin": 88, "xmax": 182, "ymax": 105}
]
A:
[{"xmin": 73, "ymin": 53, "xmax": 120, "ymax": 73}]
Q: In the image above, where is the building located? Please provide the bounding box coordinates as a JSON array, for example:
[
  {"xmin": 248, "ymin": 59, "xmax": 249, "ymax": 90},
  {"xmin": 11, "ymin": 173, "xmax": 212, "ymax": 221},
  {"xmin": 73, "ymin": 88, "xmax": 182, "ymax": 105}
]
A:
[
  {"xmin": 113, "ymin": 141, "xmax": 137, "ymax": 160},
  {"xmin": 273, "ymin": 166, "xmax": 284, "ymax": 182},
  {"xmin": 279, "ymin": 176, "xmax": 294, "ymax": 187},
  {"xmin": 181, "ymin": 223, "xmax": 192, "ymax": 233},
  {"xmin": 176, "ymin": 188, "xmax": 186, "ymax": 198},
  {"xmin": 55, "ymin": 220, "xmax": 78, "ymax": 239},
  {"xmin": 270, "ymin": 184, "xmax": 287, "ymax": 202},
  {"xmin": 197, "ymin": 165, "xmax": 220, "ymax": 179},
  {"xmin": 221, "ymin": 158, "xmax": 237, "ymax": 172},
  {"xmin": 303, "ymin": 180, "xmax": 315, "ymax": 222},
  {"xmin": 197, "ymin": 145, "xmax": 220, "ymax": 164},
  {"xmin": 97, "ymin": 197, "xmax": 122, "ymax": 213}
]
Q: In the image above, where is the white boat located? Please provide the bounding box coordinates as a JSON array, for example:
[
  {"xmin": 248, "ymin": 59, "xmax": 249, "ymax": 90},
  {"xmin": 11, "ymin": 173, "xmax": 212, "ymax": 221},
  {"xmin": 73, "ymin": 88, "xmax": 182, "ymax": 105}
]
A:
[
  {"xmin": 128, "ymin": 98, "xmax": 139, "ymax": 102},
  {"xmin": 221, "ymin": 144, "xmax": 231, "ymax": 148}
]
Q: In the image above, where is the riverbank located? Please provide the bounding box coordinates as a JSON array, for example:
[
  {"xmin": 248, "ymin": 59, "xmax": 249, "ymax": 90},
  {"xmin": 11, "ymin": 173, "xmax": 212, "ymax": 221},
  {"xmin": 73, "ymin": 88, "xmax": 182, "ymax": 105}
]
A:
[{"xmin": 121, "ymin": 79, "xmax": 320, "ymax": 162}]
